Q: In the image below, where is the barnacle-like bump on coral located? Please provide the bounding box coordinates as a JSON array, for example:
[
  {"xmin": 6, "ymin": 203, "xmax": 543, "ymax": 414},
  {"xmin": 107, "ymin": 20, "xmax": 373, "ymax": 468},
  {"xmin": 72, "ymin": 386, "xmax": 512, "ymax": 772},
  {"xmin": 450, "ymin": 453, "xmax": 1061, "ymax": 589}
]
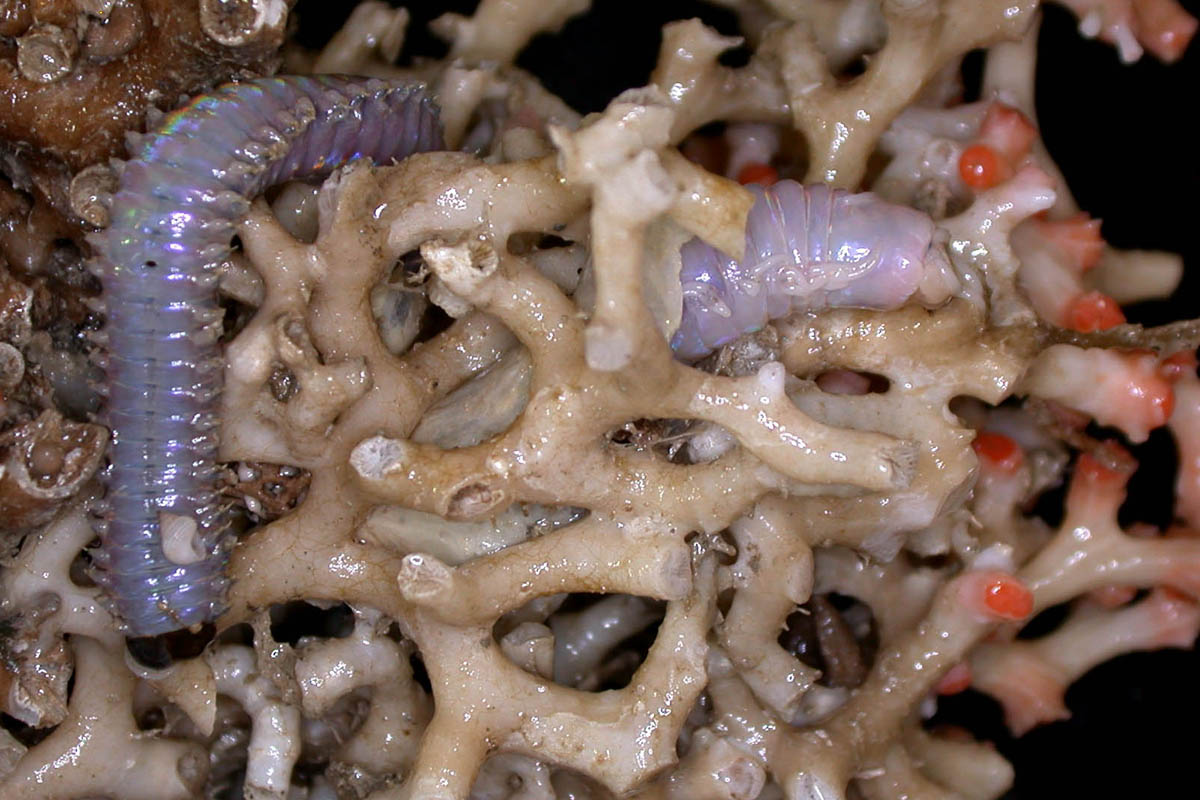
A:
[
  {"xmin": 349, "ymin": 435, "xmax": 409, "ymax": 481},
  {"xmin": 198, "ymin": 0, "xmax": 288, "ymax": 47},
  {"xmin": 81, "ymin": 0, "xmax": 145, "ymax": 63},
  {"xmin": 0, "ymin": 410, "xmax": 106, "ymax": 534},
  {"xmin": 68, "ymin": 163, "xmax": 118, "ymax": 227},
  {"xmin": 0, "ymin": 342, "xmax": 23, "ymax": 389},
  {"xmin": 16, "ymin": 23, "xmax": 78, "ymax": 84}
]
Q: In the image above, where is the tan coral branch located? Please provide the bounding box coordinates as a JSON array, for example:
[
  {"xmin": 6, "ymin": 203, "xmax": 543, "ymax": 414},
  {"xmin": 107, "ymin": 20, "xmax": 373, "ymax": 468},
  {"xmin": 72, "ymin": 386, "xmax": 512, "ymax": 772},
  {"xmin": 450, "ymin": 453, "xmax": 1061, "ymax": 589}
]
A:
[
  {"xmin": 0, "ymin": 638, "xmax": 206, "ymax": 799},
  {"xmin": 392, "ymin": 554, "xmax": 716, "ymax": 799},
  {"xmin": 395, "ymin": 514, "xmax": 691, "ymax": 626}
]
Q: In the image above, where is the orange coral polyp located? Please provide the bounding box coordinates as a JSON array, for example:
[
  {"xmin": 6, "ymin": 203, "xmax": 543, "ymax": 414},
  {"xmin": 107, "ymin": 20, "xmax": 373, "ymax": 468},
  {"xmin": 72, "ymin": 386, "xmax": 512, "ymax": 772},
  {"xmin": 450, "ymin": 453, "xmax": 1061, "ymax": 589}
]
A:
[
  {"xmin": 1076, "ymin": 445, "xmax": 1136, "ymax": 487},
  {"xmin": 972, "ymin": 431, "xmax": 1024, "ymax": 473},
  {"xmin": 958, "ymin": 144, "xmax": 1009, "ymax": 190},
  {"xmin": 736, "ymin": 162, "xmax": 779, "ymax": 186},
  {"xmin": 1065, "ymin": 290, "xmax": 1127, "ymax": 331},
  {"xmin": 982, "ymin": 574, "xmax": 1036, "ymax": 621}
]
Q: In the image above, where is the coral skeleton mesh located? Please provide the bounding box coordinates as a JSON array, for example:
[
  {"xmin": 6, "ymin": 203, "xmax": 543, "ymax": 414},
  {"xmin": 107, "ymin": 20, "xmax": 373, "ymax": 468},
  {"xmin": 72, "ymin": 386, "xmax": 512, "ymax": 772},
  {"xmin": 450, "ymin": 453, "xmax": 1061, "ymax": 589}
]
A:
[{"xmin": 0, "ymin": 1, "xmax": 1198, "ymax": 799}]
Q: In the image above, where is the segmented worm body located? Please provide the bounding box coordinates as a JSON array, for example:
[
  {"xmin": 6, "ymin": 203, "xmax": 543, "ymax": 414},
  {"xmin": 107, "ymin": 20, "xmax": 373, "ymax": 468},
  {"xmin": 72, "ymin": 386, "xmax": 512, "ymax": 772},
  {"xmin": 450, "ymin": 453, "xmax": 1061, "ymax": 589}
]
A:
[
  {"xmin": 93, "ymin": 76, "xmax": 443, "ymax": 636},
  {"xmin": 671, "ymin": 181, "xmax": 940, "ymax": 360}
]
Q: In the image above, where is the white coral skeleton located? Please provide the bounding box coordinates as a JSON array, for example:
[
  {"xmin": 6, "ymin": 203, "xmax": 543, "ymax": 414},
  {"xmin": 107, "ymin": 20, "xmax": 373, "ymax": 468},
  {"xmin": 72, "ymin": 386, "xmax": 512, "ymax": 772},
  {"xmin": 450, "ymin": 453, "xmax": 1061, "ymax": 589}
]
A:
[{"xmin": 1, "ymin": 0, "xmax": 1198, "ymax": 799}]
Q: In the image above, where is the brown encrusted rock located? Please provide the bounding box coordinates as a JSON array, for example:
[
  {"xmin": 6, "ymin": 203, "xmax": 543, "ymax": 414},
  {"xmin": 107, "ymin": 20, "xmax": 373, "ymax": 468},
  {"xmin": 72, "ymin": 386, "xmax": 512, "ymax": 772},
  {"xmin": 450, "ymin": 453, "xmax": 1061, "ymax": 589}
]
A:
[
  {"xmin": 1, "ymin": 184, "xmax": 101, "ymax": 335},
  {"xmin": 0, "ymin": 409, "xmax": 106, "ymax": 539},
  {"xmin": 0, "ymin": 0, "xmax": 294, "ymax": 223},
  {"xmin": 0, "ymin": 182, "xmax": 78, "ymax": 279},
  {"xmin": 0, "ymin": 263, "xmax": 34, "ymax": 346},
  {"xmin": 220, "ymin": 461, "xmax": 310, "ymax": 522}
]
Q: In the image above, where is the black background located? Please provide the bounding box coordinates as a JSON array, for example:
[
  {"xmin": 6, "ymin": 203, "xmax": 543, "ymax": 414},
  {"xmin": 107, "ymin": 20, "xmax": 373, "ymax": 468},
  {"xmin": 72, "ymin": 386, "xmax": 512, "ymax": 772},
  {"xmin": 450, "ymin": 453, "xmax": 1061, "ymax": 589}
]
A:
[{"xmin": 294, "ymin": 2, "xmax": 1200, "ymax": 797}]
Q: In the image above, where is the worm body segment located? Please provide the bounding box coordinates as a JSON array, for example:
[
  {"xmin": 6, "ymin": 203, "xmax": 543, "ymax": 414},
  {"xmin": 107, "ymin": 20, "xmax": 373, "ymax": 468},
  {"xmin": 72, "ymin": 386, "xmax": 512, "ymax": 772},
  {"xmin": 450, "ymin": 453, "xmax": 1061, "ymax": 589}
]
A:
[
  {"xmin": 93, "ymin": 76, "xmax": 443, "ymax": 636},
  {"xmin": 672, "ymin": 181, "xmax": 938, "ymax": 360}
]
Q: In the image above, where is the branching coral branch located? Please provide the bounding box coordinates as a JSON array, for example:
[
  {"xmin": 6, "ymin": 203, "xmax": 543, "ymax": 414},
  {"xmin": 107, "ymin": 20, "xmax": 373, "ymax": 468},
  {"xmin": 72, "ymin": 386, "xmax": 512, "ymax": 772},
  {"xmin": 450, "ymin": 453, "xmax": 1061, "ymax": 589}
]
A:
[
  {"xmin": 1020, "ymin": 345, "xmax": 1174, "ymax": 442},
  {"xmin": 773, "ymin": 0, "xmax": 1038, "ymax": 186},
  {"xmin": 208, "ymin": 644, "xmax": 301, "ymax": 800},
  {"xmin": 310, "ymin": 1, "xmax": 409, "ymax": 73},
  {"xmin": 221, "ymin": 480, "xmax": 406, "ymax": 625},
  {"xmin": 770, "ymin": 569, "xmax": 1025, "ymax": 800},
  {"xmin": 2, "ymin": 502, "xmax": 116, "ymax": 644},
  {"xmin": 1170, "ymin": 367, "xmax": 1200, "ymax": 528},
  {"xmin": 1, "ymin": 638, "xmax": 206, "ymax": 799},
  {"xmin": 550, "ymin": 90, "xmax": 683, "ymax": 370},
  {"xmin": 394, "ymin": 514, "xmax": 693, "ymax": 626},
  {"xmin": 392, "ymin": 554, "xmax": 716, "ymax": 799},
  {"xmin": 649, "ymin": 19, "xmax": 792, "ymax": 142},
  {"xmin": 631, "ymin": 727, "xmax": 766, "ymax": 800},
  {"xmin": 351, "ymin": 121, "xmax": 929, "ymax": 523},
  {"xmin": 353, "ymin": 422, "xmax": 779, "ymax": 528},
  {"xmin": 295, "ymin": 610, "xmax": 431, "ymax": 782},
  {"xmin": 855, "ymin": 743, "xmax": 960, "ymax": 800},
  {"xmin": 1056, "ymin": 0, "xmax": 1198, "ymax": 62},
  {"xmin": 969, "ymin": 587, "xmax": 1200, "ymax": 734},
  {"xmin": 814, "ymin": 545, "xmax": 947, "ymax": 643},
  {"xmin": 903, "ymin": 726, "xmax": 1014, "ymax": 800},
  {"xmin": 718, "ymin": 497, "xmax": 819, "ymax": 716},
  {"xmin": 775, "ymin": 301, "xmax": 1037, "ymax": 555},
  {"xmin": 431, "ymin": 0, "xmax": 591, "ymax": 64},
  {"xmin": 942, "ymin": 165, "xmax": 1058, "ymax": 324},
  {"xmin": 1020, "ymin": 451, "xmax": 1200, "ymax": 605}
]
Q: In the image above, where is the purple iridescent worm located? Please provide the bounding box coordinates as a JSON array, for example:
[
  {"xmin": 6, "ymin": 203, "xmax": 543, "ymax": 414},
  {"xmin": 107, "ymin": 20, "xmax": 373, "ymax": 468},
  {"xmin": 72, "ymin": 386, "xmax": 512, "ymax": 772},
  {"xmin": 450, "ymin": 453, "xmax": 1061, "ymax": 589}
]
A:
[
  {"xmin": 92, "ymin": 76, "xmax": 443, "ymax": 636},
  {"xmin": 671, "ymin": 181, "xmax": 946, "ymax": 360}
]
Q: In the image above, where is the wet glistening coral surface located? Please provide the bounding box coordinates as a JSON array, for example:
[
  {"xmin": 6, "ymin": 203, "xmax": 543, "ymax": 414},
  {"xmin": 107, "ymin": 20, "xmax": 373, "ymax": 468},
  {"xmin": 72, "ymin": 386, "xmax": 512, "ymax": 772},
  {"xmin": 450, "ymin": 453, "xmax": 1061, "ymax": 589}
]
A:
[{"xmin": 1, "ymin": 1, "xmax": 1198, "ymax": 798}]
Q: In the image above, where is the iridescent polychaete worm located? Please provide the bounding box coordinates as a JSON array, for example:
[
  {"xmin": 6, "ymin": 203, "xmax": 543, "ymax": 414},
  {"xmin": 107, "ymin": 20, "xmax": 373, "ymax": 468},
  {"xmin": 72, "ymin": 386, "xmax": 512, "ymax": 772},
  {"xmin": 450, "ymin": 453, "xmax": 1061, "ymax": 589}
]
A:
[
  {"xmin": 91, "ymin": 76, "xmax": 443, "ymax": 637},
  {"xmin": 671, "ymin": 181, "xmax": 955, "ymax": 360}
]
